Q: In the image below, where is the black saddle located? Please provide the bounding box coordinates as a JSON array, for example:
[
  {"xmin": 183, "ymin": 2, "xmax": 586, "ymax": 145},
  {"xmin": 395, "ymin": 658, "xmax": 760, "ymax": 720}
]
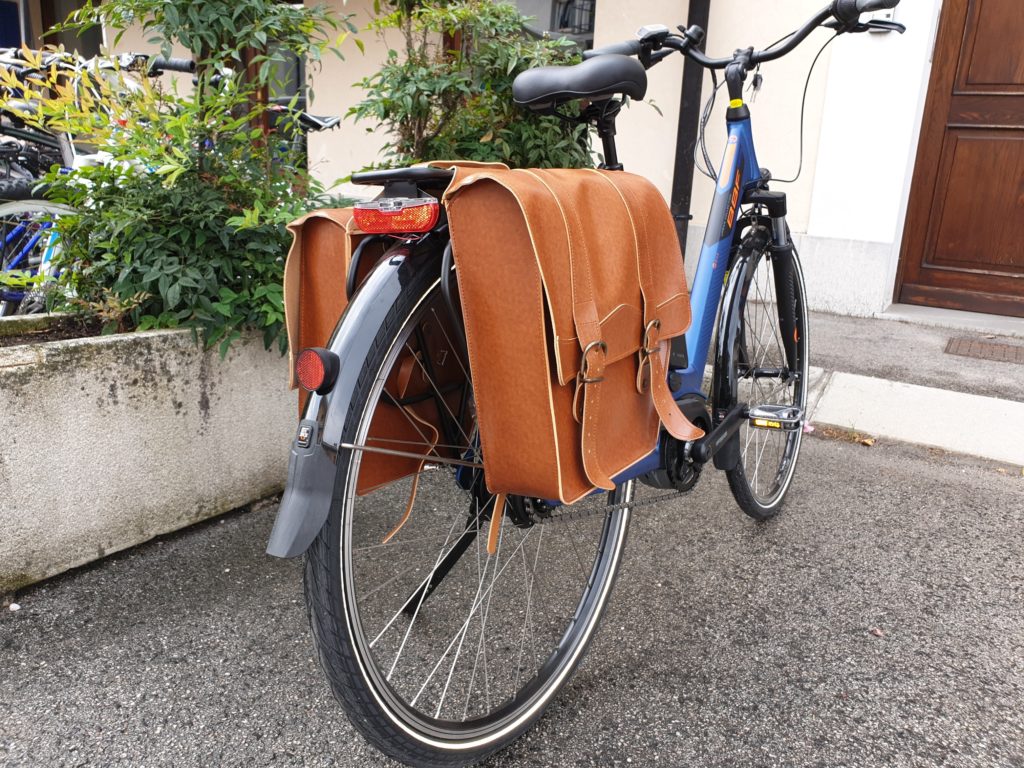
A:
[{"xmin": 512, "ymin": 54, "xmax": 647, "ymax": 111}]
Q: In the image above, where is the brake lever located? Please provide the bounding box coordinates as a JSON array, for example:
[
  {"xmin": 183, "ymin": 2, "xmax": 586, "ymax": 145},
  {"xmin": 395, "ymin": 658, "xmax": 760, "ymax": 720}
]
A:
[
  {"xmin": 647, "ymin": 49, "xmax": 674, "ymax": 67},
  {"xmin": 822, "ymin": 18, "xmax": 906, "ymax": 33},
  {"xmin": 864, "ymin": 19, "xmax": 906, "ymax": 33}
]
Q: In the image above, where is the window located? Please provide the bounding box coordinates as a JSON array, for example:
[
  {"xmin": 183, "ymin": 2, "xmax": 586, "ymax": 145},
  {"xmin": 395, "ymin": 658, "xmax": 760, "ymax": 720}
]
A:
[
  {"xmin": 1, "ymin": 0, "xmax": 26, "ymax": 47},
  {"xmin": 516, "ymin": 0, "xmax": 596, "ymax": 50}
]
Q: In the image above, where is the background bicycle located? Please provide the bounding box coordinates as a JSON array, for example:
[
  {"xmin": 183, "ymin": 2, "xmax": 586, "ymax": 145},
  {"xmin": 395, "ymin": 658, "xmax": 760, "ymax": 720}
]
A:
[{"xmin": 0, "ymin": 46, "xmax": 339, "ymax": 319}]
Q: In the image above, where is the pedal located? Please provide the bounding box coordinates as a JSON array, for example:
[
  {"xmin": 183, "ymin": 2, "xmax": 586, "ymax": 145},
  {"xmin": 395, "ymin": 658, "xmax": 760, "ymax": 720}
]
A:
[{"xmin": 746, "ymin": 404, "xmax": 803, "ymax": 432}]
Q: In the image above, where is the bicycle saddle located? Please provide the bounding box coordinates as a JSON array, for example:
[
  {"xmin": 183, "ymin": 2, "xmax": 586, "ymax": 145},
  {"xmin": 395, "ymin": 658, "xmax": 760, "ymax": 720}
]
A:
[{"xmin": 513, "ymin": 54, "xmax": 647, "ymax": 111}]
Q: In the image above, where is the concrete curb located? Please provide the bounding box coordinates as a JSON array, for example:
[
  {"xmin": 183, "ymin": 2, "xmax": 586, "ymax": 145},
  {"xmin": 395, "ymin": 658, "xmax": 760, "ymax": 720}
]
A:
[
  {"xmin": 808, "ymin": 370, "xmax": 1024, "ymax": 466},
  {"xmin": 0, "ymin": 328, "xmax": 294, "ymax": 593}
]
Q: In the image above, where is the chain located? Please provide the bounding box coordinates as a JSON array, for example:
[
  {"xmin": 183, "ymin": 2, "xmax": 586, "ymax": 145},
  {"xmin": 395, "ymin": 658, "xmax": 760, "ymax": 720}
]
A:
[{"xmin": 537, "ymin": 489, "xmax": 684, "ymax": 525}]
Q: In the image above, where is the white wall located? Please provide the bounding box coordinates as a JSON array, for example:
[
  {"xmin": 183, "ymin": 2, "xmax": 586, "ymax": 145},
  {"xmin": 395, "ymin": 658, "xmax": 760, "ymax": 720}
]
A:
[
  {"xmin": 304, "ymin": 0, "xmax": 398, "ymax": 195},
  {"xmin": 801, "ymin": 0, "xmax": 943, "ymax": 314}
]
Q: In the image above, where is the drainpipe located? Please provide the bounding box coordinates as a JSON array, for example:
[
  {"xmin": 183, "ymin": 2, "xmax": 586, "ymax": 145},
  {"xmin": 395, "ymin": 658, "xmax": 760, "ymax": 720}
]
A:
[{"xmin": 670, "ymin": 0, "xmax": 712, "ymax": 256}]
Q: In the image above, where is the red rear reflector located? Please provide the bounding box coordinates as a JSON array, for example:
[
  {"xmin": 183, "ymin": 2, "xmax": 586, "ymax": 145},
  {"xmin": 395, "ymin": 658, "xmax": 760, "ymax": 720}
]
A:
[
  {"xmin": 353, "ymin": 198, "xmax": 439, "ymax": 234},
  {"xmin": 296, "ymin": 347, "xmax": 339, "ymax": 394}
]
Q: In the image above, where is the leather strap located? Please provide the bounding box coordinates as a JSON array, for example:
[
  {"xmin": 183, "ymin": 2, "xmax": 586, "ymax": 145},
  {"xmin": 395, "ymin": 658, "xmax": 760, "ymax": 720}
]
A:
[
  {"xmin": 380, "ymin": 354, "xmax": 440, "ymax": 544},
  {"xmin": 487, "ymin": 493, "xmax": 506, "ymax": 555},
  {"xmin": 525, "ymin": 169, "xmax": 615, "ymax": 491},
  {"xmin": 592, "ymin": 171, "xmax": 704, "ymax": 442}
]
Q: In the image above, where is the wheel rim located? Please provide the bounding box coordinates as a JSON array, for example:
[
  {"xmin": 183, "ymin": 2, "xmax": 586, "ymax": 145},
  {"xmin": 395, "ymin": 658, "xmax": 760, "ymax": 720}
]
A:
[
  {"xmin": 734, "ymin": 249, "xmax": 808, "ymax": 508},
  {"xmin": 337, "ymin": 282, "xmax": 631, "ymax": 749}
]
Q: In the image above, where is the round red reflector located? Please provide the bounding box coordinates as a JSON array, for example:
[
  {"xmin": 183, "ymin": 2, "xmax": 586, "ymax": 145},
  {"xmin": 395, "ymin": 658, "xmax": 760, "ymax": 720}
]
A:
[{"xmin": 296, "ymin": 349, "xmax": 326, "ymax": 392}]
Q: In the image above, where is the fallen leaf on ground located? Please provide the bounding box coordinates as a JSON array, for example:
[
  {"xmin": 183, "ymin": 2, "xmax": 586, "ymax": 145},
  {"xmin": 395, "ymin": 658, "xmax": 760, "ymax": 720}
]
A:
[{"xmin": 859, "ymin": 437, "xmax": 876, "ymax": 447}]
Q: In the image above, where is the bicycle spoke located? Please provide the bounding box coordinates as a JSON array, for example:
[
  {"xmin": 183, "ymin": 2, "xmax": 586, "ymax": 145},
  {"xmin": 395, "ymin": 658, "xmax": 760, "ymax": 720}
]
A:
[{"xmin": 403, "ymin": 341, "xmax": 476, "ymax": 452}]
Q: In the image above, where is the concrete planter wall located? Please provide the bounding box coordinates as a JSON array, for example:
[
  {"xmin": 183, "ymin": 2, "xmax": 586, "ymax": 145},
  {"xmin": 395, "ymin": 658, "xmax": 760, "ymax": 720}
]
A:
[{"xmin": 0, "ymin": 322, "xmax": 294, "ymax": 593}]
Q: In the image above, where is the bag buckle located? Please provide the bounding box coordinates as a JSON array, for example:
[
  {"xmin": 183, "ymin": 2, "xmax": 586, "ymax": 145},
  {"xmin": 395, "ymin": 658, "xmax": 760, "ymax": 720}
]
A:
[
  {"xmin": 573, "ymin": 340, "xmax": 607, "ymax": 423},
  {"xmin": 636, "ymin": 319, "xmax": 661, "ymax": 393}
]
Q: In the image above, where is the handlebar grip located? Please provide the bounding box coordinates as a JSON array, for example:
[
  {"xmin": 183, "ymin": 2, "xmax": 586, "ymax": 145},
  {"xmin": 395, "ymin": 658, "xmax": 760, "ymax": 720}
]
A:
[
  {"xmin": 148, "ymin": 57, "xmax": 195, "ymax": 74},
  {"xmin": 582, "ymin": 40, "xmax": 642, "ymax": 60},
  {"xmin": 834, "ymin": 0, "xmax": 898, "ymax": 25}
]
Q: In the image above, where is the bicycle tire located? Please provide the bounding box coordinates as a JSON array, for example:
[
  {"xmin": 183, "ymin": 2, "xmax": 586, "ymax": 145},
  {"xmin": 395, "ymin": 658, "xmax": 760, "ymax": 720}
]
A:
[
  {"xmin": 303, "ymin": 260, "xmax": 634, "ymax": 767},
  {"xmin": 723, "ymin": 227, "xmax": 810, "ymax": 520}
]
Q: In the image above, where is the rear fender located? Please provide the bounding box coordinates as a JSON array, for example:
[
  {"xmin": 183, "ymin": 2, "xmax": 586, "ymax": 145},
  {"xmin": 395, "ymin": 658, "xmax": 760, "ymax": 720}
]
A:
[{"xmin": 266, "ymin": 242, "xmax": 444, "ymax": 558}]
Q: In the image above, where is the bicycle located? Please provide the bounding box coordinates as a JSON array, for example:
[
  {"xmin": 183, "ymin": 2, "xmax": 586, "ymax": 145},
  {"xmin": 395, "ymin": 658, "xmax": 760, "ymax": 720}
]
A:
[
  {"xmin": 0, "ymin": 188, "xmax": 70, "ymax": 315},
  {"xmin": 267, "ymin": 1, "xmax": 903, "ymax": 764},
  {"xmin": 0, "ymin": 50, "xmax": 195, "ymax": 314}
]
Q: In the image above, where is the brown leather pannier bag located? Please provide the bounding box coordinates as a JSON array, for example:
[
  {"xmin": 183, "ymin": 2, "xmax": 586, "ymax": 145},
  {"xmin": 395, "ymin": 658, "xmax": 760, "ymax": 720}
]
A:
[
  {"xmin": 443, "ymin": 166, "xmax": 704, "ymax": 504},
  {"xmin": 282, "ymin": 205, "xmax": 470, "ymax": 500},
  {"xmin": 283, "ymin": 208, "xmax": 378, "ymax": 394}
]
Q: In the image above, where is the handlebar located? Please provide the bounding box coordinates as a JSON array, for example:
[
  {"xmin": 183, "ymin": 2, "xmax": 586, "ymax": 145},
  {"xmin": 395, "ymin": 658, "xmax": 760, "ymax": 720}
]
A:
[
  {"xmin": 583, "ymin": 40, "xmax": 641, "ymax": 60},
  {"xmin": 148, "ymin": 57, "xmax": 196, "ymax": 76},
  {"xmin": 835, "ymin": 0, "xmax": 899, "ymax": 25},
  {"xmin": 586, "ymin": 0, "xmax": 900, "ymax": 73}
]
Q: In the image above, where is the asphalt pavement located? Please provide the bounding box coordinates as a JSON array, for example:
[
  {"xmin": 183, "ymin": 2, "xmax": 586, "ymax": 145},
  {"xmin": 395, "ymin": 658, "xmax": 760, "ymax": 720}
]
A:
[{"xmin": 2, "ymin": 435, "xmax": 1022, "ymax": 768}]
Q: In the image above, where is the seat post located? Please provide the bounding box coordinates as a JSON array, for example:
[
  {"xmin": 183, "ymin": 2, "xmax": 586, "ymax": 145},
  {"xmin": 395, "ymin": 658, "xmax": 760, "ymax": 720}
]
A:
[{"xmin": 585, "ymin": 99, "xmax": 623, "ymax": 171}]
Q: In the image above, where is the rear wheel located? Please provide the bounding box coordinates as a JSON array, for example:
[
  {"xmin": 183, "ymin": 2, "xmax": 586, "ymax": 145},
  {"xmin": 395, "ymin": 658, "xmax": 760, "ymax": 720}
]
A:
[
  {"xmin": 304, "ymin": 261, "xmax": 633, "ymax": 767},
  {"xmin": 0, "ymin": 199, "xmax": 70, "ymax": 315},
  {"xmin": 724, "ymin": 227, "xmax": 809, "ymax": 521}
]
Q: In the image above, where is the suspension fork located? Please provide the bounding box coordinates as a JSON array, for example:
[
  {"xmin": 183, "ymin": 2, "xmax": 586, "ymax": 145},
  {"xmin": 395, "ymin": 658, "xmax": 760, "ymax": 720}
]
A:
[
  {"xmin": 745, "ymin": 188, "xmax": 798, "ymax": 377},
  {"xmin": 769, "ymin": 216, "xmax": 799, "ymax": 376}
]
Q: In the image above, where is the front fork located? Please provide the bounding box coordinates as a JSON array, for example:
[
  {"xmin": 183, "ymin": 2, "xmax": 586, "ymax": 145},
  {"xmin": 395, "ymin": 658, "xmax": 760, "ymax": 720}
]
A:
[
  {"xmin": 769, "ymin": 215, "xmax": 800, "ymax": 377},
  {"xmin": 702, "ymin": 190, "xmax": 795, "ymax": 471}
]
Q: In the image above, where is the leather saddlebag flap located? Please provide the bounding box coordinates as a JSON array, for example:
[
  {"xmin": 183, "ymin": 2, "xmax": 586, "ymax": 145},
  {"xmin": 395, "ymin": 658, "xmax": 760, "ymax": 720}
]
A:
[
  {"xmin": 443, "ymin": 167, "xmax": 703, "ymax": 504},
  {"xmin": 281, "ymin": 204, "xmax": 470, "ymax": 498},
  {"xmin": 283, "ymin": 208, "xmax": 377, "ymax": 391}
]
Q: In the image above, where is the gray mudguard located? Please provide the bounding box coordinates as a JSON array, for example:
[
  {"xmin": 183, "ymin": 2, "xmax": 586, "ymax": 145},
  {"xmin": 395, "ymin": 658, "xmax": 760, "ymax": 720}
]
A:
[{"xmin": 266, "ymin": 245, "xmax": 441, "ymax": 558}]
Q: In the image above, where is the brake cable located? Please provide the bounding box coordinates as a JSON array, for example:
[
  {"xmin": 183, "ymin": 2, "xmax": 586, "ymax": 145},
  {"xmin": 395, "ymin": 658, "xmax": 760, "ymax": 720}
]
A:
[{"xmin": 774, "ymin": 30, "xmax": 840, "ymax": 184}]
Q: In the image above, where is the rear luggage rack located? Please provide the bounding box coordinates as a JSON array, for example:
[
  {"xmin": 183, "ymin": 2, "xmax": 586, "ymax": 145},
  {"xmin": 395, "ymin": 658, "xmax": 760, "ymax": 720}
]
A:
[{"xmin": 351, "ymin": 167, "xmax": 455, "ymax": 190}]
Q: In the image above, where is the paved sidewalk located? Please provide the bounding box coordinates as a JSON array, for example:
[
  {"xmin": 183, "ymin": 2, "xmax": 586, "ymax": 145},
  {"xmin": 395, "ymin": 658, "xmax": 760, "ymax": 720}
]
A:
[
  {"xmin": 806, "ymin": 310, "xmax": 1024, "ymax": 466},
  {"xmin": 2, "ymin": 436, "xmax": 1023, "ymax": 768}
]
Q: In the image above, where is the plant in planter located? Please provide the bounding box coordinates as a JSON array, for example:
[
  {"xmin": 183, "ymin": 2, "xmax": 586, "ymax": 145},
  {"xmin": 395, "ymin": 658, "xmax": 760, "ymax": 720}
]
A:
[
  {"xmin": 351, "ymin": 0, "xmax": 593, "ymax": 168},
  {"xmin": 1, "ymin": 0, "xmax": 355, "ymax": 352}
]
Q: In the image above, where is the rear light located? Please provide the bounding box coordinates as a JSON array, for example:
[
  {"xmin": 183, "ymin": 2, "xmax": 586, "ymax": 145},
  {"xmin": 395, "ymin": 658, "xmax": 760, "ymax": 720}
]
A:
[
  {"xmin": 296, "ymin": 347, "xmax": 340, "ymax": 394},
  {"xmin": 353, "ymin": 197, "xmax": 439, "ymax": 234}
]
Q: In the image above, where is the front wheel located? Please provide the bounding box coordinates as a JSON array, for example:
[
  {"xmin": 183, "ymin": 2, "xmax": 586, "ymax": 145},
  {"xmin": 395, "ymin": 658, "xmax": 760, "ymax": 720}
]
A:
[
  {"xmin": 722, "ymin": 227, "xmax": 810, "ymax": 521},
  {"xmin": 303, "ymin": 260, "xmax": 633, "ymax": 767}
]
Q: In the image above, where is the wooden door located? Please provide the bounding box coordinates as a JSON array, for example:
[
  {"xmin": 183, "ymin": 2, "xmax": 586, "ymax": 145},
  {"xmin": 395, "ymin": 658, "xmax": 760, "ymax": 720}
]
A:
[{"xmin": 897, "ymin": 0, "xmax": 1024, "ymax": 317}]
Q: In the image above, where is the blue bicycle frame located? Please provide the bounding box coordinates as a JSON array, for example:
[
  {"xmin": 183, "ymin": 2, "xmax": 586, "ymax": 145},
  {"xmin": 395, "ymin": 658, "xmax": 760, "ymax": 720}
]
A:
[
  {"xmin": 1, "ymin": 216, "xmax": 60, "ymax": 302},
  {"xmin": 677, "ymin": 118, "xmax": 762, "ymax": 396},
  {"xmin": 611, "ymin": 109, "xmax": 765, "ymax": 483}
]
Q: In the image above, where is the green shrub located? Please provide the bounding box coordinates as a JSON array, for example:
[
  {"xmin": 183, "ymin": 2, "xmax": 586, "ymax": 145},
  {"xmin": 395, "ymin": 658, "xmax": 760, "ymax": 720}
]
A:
[
  {"xmin": 1, "ymin": 1, "xmax": 354, "ymax": 353},
  {"xmin": 351, "ymin": 0, "xmax": 593, "ymax": 168}
]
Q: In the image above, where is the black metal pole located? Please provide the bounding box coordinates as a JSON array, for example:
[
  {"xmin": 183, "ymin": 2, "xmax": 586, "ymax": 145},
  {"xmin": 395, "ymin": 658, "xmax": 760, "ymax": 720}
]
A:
[{"xmin": 670, "ymin": 0, "xmax": 712, "ymax": 256}]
